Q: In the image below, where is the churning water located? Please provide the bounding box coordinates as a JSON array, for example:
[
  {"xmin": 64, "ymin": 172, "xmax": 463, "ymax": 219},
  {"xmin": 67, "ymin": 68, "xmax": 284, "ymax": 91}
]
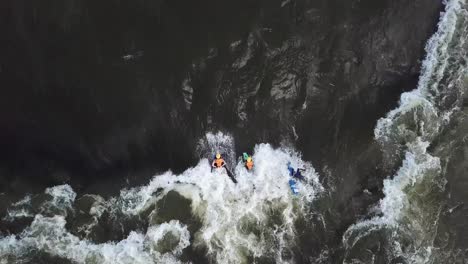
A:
[
  {"xmin": 0, "ymin": 0, "xmax": 467, "ymax": 263},
  {"xmin": 343, "ymin": 0, "xmax": 468, "ymax": 263},
  {"xmin": 0, "ymin": 133, "xmax": 323, "ymax": 264}
]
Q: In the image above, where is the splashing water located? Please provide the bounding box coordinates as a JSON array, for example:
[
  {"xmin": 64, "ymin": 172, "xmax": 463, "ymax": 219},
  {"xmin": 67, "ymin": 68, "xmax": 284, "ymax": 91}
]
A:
[
  {"xmin": 343, "ymin": 0, "xmax": 468, "ymax": 263},
  {"xmin": 1, "ymin": 215, "xmax": 190, "ymax": 264},
  {"xmin": 0, "ymin": 133, "xmax": 323, "ymax": 264},
  {"xmin": 197, "ymin": 131, "xmax": 237, "ymax": 171},
  {"xmin": 4, "ymin": 184, "xmax": 76, "ymax": 222}
]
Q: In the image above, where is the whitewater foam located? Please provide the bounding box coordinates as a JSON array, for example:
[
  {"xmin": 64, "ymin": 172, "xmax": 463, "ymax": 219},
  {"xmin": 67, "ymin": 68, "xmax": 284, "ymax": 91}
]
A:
[
  {"xmin": 0, "ymin": 215, "xmax": 190, "ymax": 264},
  {"xmin": 4, "ymin": 184, "xmax": 77, "ymax": 222},
  {"xmin": 344, "ymin": 0, "xmax": 468, "ymax": 262},
  {"xmin": 114, "ymin": 143, "xmax": 322, "ymax": 263},
  {"xmin": 0, "ymin": 138, "xmax": 323, "ymax": 264}
]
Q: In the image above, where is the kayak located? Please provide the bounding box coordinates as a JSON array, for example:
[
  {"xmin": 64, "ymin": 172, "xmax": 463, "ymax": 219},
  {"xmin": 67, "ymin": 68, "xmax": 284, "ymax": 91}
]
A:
[
  {"xmin": 211, "ymin": 166, "xmax": 237, "ymax": 184},
  {"xmin": 225, "ymin": 167, "xmax": 238, "ymax": 184},
  {"xmin": 289, "ymin": 179, "xmax": 299, "ymax": 195}
]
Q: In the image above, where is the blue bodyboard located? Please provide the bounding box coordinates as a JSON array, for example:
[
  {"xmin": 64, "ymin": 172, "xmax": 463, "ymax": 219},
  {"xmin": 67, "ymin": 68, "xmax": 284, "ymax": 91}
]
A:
[{"xmin": 289, "ymin": 179, "xmax": 299, "ymax": 195}]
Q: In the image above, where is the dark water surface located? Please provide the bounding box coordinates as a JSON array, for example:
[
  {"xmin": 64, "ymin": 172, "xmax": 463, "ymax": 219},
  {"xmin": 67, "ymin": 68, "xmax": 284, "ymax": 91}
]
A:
[{"xmin": 1, "ymin": 0, "xmax": 467, "ymax": 263}]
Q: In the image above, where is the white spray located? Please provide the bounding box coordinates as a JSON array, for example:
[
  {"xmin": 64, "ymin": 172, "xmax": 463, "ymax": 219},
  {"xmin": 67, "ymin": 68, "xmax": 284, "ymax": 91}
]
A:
[
  {"xmin": 0, "ymin": 133, "xmax": 323, "ymax": 264},
  {"xmin": 343, "ymin": 0, "xmax": 468, "ymax": 263}
]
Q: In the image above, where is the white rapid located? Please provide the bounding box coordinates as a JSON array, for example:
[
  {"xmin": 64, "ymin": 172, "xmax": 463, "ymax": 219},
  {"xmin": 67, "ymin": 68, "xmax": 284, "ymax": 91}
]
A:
[
  {"xmin": 0, "ymin": 134, "xmax": 323, "ymax": 264},
  {"xmin": 343, "ymin": 0, "xmax": 468, "ymax": 263},
  {"xmin": 1, "ymin": 215, "xmax": 190, "ymax": 264}
]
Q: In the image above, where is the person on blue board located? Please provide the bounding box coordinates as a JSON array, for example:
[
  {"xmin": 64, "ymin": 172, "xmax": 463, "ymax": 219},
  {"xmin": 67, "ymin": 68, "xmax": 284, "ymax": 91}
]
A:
[
  {"xmin": 289, "ymin": 179, "xmax": 299, "ymax": 195},
  {"xmin": 287, "ymin": 162, "xmax": 305, "ymax": 181}
]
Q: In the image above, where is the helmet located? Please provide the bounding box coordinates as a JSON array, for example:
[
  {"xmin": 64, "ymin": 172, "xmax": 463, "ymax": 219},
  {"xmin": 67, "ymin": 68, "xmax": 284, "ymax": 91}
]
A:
[
  {"xmin": 216, "ymin": 153, "xmax": 221, "ymax": 159},
  {"xmin": 247, "ymin": 157, "xmax": 252, "ymax": 162}
]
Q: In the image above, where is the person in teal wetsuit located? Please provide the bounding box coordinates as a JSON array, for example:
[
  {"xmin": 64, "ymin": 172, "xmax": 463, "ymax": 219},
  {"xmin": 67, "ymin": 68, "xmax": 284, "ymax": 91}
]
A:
[{"xmin": 243, "ymin": 152, "xmax": 249, "ymax": 162}]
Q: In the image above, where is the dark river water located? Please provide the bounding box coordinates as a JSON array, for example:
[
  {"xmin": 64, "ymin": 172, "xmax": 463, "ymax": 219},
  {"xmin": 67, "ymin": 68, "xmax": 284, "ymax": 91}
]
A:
[{"xmin": 0, "ymin": 0, "xmax": 467, "ymax": 263}]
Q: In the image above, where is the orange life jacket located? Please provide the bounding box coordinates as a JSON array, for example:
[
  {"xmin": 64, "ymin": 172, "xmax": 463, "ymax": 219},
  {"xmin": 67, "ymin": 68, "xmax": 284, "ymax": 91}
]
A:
[
  {"xmin": 213, "ymin": 158, "xmax": 225, "ymax": 168},
  {"xmin": 246, "ymin": 160, "xmax": 254, "ymax": 170}
]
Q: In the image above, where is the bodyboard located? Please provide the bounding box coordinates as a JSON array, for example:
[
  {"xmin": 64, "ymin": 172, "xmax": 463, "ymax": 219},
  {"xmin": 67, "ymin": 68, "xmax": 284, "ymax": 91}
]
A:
[{"xmin": 289, "ymin": 179, "xmax": 299, "ymax": 195}]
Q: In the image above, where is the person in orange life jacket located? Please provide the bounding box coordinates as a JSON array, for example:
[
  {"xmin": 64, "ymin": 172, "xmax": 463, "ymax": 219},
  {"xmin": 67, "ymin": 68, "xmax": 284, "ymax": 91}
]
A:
[
  {"xmin": 245, "ymin": 157, "xmax": 254, "ymax": 170},
  {"xmin": 212, "ymin": 153, "xmax": 226, "ymax": 168},
  {"xmin": 242, "ymin": 152, "xmax": 254, "ymax": 170}
]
